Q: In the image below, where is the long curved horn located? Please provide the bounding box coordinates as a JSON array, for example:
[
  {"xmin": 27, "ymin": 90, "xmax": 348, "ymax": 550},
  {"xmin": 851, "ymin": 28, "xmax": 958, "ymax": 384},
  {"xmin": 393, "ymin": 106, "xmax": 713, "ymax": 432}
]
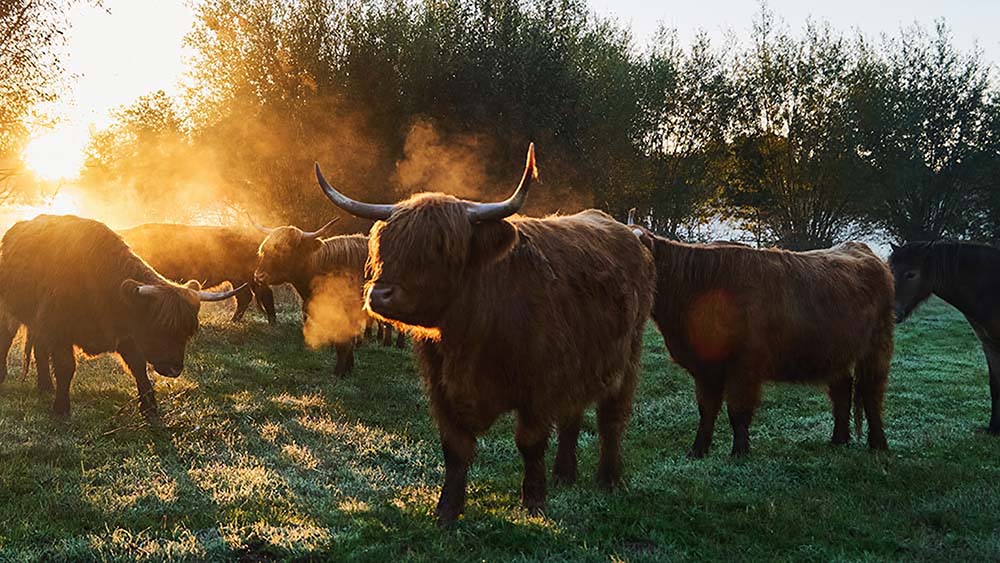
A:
[
  {"xmin": 245, "ymin": 212, "xmax": 274, "ymax": 234},
  {"xmin": 467, "ymin": 143, "xmax": 538, "ymax": 222},
  {"xmin": 627, "ymin": 207, "xmax": 637, "ymax": 225},
  {"xmin": 315, "ymin": 163, "xmax": 394, "ymax": 220},
  {"xmin": 302, "ymin": 217, "xmax": 341, "ymax": 240},
  {"xmin": 198, "ymin": 283, "xmax": 249, "ymax": 302}
]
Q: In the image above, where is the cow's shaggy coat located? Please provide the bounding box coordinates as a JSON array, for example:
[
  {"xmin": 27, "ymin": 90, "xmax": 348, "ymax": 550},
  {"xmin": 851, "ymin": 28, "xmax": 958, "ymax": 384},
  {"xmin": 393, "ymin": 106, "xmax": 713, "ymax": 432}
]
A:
[
  {"xmin": 0, "ymin": 215, "xmax": 227, "ymax": 417},
  {"xmin": 634, "ymin": 230, "xmax": 895, "ymax": 457}
]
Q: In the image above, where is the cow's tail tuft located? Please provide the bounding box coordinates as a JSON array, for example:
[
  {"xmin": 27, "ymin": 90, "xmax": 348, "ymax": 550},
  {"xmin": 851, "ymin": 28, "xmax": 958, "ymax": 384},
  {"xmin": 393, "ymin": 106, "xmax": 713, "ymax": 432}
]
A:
[{"xmin": 853, "ymin": 375, "xmax": 864, "ymax": 440}]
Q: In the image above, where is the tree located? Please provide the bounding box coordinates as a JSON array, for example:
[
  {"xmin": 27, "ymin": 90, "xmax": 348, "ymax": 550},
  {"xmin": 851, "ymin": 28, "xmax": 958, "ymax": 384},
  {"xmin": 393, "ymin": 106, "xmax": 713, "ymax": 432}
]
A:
[
  {"xmin": 721, "ymin": 10, "xmax": 872, "ymax": 250},
  {"xmin": 633, "ymin": 30, "xmax": 735, "ymax": 238},
  {"xmin": 857, "ymin": 22, "xmax": 995, "ymax": 242},
  {"xmin": 0, "ymin": 0, "xmax": 94, "ymax": 200}
]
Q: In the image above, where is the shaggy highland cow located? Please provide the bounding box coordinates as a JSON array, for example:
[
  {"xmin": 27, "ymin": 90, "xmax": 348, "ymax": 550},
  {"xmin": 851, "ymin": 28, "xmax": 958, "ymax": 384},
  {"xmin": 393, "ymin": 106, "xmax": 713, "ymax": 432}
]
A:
[
  {"xmin": 0, "ymin": 215, "xmax": 243, "ymax": 417},
  {"xmin": 631, "ymin": 226, "xmax": 895, "ymax": 457},
  {"xmin": 315, "ymin": 144, "xmax": 655, "ymax": 525},
  {"xmin": 252, "ymin": 218, "xmax": 371, "ymax": 377}
]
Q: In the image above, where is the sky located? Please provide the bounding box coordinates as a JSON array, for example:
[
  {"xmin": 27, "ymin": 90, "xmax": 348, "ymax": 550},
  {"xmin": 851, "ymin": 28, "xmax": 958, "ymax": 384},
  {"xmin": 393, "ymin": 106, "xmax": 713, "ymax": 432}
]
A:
[
  {"xmin": 21, "ymin": 0, "xmax": 1000, "ymax": 182},
  {"xmin": 591, "ymin": 0, "xmax": 1000, "ymax": 63}
]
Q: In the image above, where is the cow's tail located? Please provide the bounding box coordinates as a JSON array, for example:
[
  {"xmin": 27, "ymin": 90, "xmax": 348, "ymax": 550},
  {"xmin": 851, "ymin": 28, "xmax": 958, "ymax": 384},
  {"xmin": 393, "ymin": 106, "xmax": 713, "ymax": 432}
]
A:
[{"xmin": 853, "ymin": 375, "xmax": 864, "ymax": 440}]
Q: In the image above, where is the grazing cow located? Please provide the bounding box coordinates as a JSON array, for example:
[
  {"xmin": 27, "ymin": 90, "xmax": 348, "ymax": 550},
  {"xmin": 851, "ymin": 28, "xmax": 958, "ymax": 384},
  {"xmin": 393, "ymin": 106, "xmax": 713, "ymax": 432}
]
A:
[
  {"xmin": 0, "ymin": 215, "xmax": 243, "ymax": 417},
  {"xmin": 890, "ymin": 240, "xmax": 1000, "ymax": 434},
  {"xmin": 315, "ymin": 144, "xmax": 655, "ymax": 524},
  {"xmin": 252, "ymin": 219, "xmax": 370, "ymax": 377},
  {"xmin": 119, "ymin": 223, "xmax": 277, "ymax": 324},
  {"xmin": 631, "ymin": 225, "xmax": 895, "ymax": 457}
]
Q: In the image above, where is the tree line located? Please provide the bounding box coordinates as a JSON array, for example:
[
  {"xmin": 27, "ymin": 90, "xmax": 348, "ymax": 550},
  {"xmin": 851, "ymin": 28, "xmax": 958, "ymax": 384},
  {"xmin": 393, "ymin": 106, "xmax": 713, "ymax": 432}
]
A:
[{"xmin": 6, "ymin": 1, "xmax": 1000, "ymax": 247}]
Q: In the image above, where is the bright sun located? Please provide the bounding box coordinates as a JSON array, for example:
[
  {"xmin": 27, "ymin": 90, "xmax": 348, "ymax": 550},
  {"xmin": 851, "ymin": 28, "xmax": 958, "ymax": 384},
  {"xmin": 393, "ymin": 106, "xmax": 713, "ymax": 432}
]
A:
[{"xmin": 22, "ymin": 125, "xmax": 89, "ymax": 182}]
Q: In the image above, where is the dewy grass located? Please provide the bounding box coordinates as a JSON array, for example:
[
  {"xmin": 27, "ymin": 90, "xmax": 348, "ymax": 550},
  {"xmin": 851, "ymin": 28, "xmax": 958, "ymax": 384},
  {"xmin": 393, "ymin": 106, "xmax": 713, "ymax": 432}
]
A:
[{"xmin": 1, "ymin": 294, "xmax": 998, "ymax": 561}]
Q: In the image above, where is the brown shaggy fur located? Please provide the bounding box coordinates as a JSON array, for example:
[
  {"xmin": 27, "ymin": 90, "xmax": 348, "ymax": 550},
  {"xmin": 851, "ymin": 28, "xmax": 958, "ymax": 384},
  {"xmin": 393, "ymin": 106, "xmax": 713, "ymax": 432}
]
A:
[
  {"xmin": 364, "ymin": 197, "xmax": 655, "ymax": 525},
  {"xmin": 120, "ymin": 223, "xmax": 276, "ymax": 324},
  {"xmin": 0, "ymin": 215, "xmax": 205, "ymax": 417},
  {"xmin": 254, "ymin": 228, "xmax": 371, "ymax": 377},
  {"xmin": 634, "ymin": 228, "xmax": 895, "ymax": 457}
]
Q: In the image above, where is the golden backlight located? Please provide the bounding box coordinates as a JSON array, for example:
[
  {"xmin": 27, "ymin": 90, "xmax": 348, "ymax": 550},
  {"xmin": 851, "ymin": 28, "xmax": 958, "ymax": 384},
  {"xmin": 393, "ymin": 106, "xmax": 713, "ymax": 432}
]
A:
[{"xmin": 22, "ymin": 125, "xmax": 89, "ymax": 182}]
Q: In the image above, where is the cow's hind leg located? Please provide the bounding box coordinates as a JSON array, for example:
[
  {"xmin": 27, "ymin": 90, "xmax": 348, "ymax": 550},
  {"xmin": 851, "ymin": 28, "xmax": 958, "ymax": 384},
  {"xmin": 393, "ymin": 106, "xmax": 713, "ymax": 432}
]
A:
[
  {"xmin": 596, "ymin": 380, "xmax": 638, "ymax": 489},
  {"xmin": 689, "ymin": 375, "xmax": 724, "ymax": 458},
  {"xmin": 724, "ymin": 377, "xmax": 761, "ymax": 457},
  {"xmin": 553, "ymin": 412, "xmax": 582, "ymax": 486},
  {"xmin": 119, "ymin": 338, "xmax": 158, "ymax": 419},
  {"xmin": 515, "ymin": 413, "xmax": 550, "ymax": 514},
  {"xmin": 380, "ymin": 323, "xmax": 393, "ymax": 347},
  {"xmin": 395, "ymin": 330, "xmax": 406, "ymax": 349},
  {"xmin": 856, "ymin": 350, "xmax": 890, "ymax": 451},
  {"xmin": 51, "ymin": 345, "xmax": 76, "ymax": 418},
  {"xmin": 828, "ymin": 374, "xmax": 853, "ymax": 445}
]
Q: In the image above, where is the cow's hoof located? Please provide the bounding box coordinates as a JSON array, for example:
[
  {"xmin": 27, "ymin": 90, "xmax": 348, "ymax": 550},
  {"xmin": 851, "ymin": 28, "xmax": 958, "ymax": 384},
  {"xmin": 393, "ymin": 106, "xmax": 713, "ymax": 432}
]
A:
[
  {"xmin": 730, "ymin": 447, "xmax": 750, "ymax": 458},
  {"xmin": 830, "ymin": 434, "xmax": 850, "ymax": 446},
  {"xmin": 866, "ymin": 437, "xmax": 889, "ymax": 451},
  {"xmin": 522, "ymin": 502, "xmax": 545, "ymax": 517},
  {"xmin": 434, "ymin": 505, "xmax": 461, "ymax": 527},
  {"xmin": 551, "ymin": 467, "xmax": 577, "ymax": 487},
  {"xmin": 687, "ymin": 448, "xmax": 708, "ymax": 459},
  {"xmin": 985, "ymin": 424, "xmax": 1000, "ymax": 436}
]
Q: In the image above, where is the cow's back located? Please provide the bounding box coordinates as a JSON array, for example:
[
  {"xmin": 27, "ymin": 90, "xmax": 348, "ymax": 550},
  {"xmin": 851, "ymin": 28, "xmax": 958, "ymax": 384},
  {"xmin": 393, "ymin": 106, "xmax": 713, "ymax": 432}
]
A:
[
  {"xmin": 675, "ymin": 241, "xmax": 894, "ymax": 379},
  {"xmin": 120, "ymin": 224, "xmax": 260, "ymax": 286},
  {"xmin": 0, "ymin": 215, "xmax": 145, "ymax": 351}
]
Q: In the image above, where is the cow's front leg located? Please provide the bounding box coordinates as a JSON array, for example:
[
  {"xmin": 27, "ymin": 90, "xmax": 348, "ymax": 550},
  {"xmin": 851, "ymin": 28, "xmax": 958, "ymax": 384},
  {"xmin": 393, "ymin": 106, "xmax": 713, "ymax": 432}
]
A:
[
  {"xmin": 434, "ymin": 422, "xmax": 476, "ymax": 526},
  {"xmin": 118, "ymin": 339, "xmax": 158, "ymax": 418},
  {"xmin": 51, "ymin": 344, "xmax": 76, "ymax": 418},
  {"xmin": 689, "ymin": 375, "xmax": 723, "ymax": 458},
  {"xmin": 515, "ymin": 413, "xmax": 550, "ymax": 514},
  {"xmin": 981, "ymin": 340, "xmax": 1000, "ymax": 434}
]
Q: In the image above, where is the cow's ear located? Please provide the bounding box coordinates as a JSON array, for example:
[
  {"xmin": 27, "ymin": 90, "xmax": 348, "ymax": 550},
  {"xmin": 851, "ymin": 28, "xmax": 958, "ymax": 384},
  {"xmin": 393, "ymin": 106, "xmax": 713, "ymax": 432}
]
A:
[
  {"xmin": 470, "ymin": 220, "xmax": 518, "ymax": 267},
  {"xmin": 632, "ymin": 226, "xmax": 655, "ymax": 253},
  {"xmin": 306, "ymin": 237, "xmax": 324, "ymax": 252},
  {"xmin": 121, "ymin": 279, "xmax": 145, "ymax": 305}
]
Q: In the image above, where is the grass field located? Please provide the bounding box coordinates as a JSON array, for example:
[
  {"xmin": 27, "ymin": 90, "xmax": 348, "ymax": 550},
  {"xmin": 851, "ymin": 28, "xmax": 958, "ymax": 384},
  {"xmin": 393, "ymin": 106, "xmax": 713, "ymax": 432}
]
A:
[{"xmin": 1, "ymin": 293, "xmax": 998, "ymax": 562}]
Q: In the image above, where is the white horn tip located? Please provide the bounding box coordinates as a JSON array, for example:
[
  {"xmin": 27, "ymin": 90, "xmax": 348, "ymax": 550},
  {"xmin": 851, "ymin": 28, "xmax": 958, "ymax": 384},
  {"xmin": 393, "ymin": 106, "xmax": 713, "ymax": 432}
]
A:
[{"xmin": 526, "ymin": 143, "xmax": 538, "ymax": 180}]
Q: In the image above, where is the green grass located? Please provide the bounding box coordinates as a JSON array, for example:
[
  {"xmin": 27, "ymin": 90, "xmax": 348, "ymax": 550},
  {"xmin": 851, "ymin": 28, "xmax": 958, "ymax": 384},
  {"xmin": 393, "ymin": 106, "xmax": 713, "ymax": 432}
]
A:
[{"xmin": 1, "ymin": 294, "xmax": 999, "ymax": 562}]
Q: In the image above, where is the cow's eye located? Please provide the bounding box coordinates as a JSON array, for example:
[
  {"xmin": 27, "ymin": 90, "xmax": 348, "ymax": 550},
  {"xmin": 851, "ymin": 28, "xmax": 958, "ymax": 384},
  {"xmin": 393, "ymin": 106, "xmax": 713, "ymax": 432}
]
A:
[{"xmin": 905, "ymin": 271, "xmax": 918, "ymax": 280}]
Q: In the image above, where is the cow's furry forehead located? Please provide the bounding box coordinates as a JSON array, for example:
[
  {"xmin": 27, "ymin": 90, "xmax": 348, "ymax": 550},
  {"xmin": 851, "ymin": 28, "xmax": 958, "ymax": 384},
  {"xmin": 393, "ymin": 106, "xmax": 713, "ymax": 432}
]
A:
[
  {"xmin": 259, "ymin": 226, "xmax": 308, "ymax": 254},
  {"xmin": 371, "ymin": 193, "xmax": 474, "ymax": 270}
]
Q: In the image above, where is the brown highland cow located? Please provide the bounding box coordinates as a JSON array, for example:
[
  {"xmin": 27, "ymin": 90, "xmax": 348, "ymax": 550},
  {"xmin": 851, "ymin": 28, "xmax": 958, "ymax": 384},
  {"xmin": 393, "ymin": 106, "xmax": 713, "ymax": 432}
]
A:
[
  {"xmin": 0, "ymin": 215, "xmax": 243, "ymax": 417},
  {"xmin": 252, "ymin": 219, "xmax": 370, "ymax": 377},
  {"xmin": 631, "ymin": 227, "xmax": 895, "ymax": 457},
  {"xmin": 315, "ymin": 144, "xmax": 655, "ymax": 525}
]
